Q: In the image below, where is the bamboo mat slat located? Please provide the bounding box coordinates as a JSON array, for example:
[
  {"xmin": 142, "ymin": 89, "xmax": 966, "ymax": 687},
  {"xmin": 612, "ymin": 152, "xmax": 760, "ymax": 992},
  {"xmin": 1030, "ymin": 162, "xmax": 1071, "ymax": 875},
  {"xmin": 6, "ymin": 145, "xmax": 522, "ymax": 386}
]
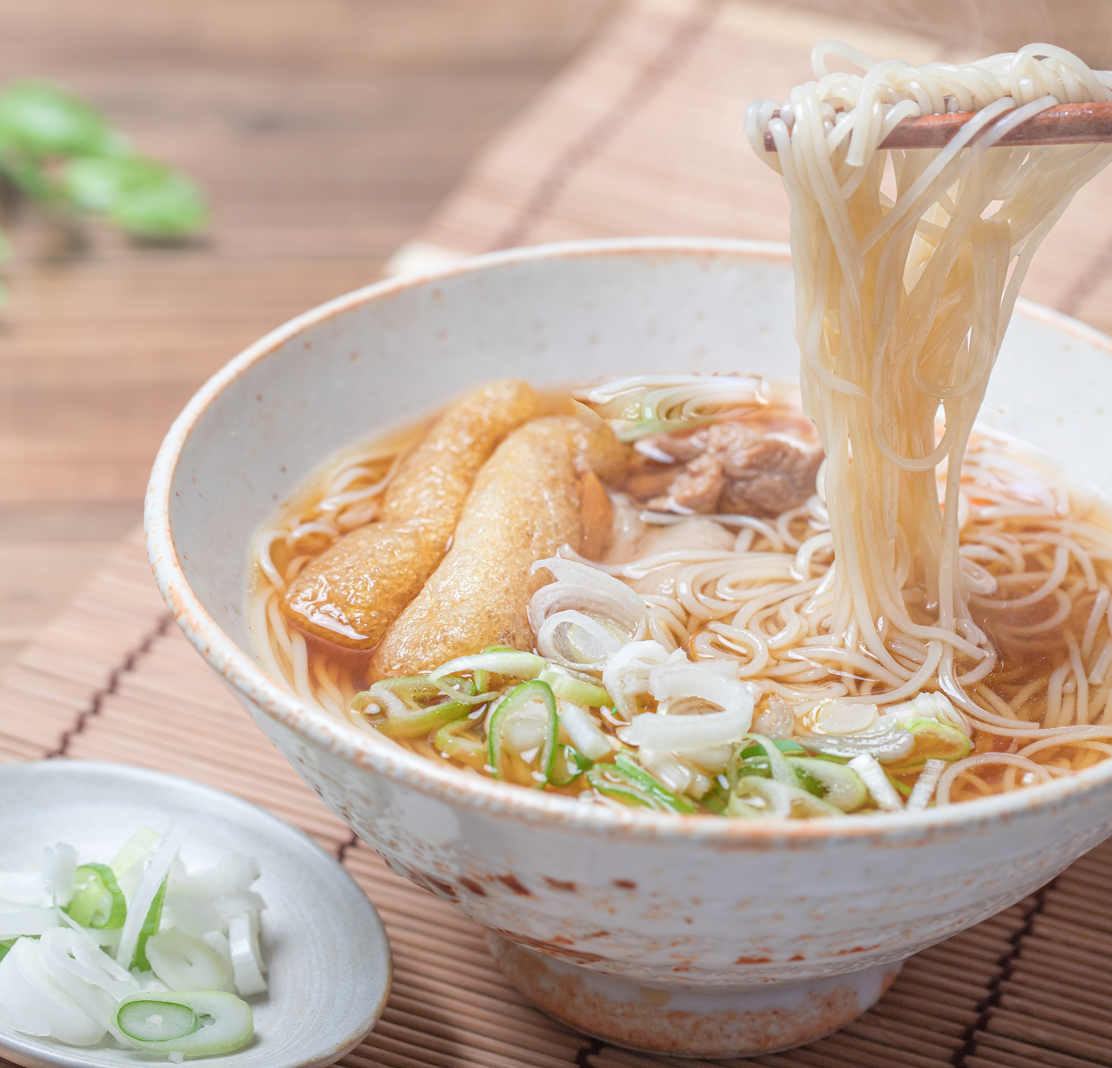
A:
[{"xmin": 6, "ymin": 0, "xmax": 1112, "ymax": 1064}]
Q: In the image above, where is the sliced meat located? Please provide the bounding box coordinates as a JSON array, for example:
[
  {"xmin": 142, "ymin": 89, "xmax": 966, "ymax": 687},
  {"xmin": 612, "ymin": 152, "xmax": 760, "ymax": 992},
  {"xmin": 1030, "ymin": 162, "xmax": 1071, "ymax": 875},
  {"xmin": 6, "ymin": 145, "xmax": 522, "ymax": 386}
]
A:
[
  {"xmin": 639, "ymin": 411, "xmax": 823, "ymax": 518},
  {"xmin": 718, "ymin": 436, "xmax": 824, "ymax": 516},
  {"xmin": 657, "ymin": 452, "xmax": 726, "ymax": 514}
]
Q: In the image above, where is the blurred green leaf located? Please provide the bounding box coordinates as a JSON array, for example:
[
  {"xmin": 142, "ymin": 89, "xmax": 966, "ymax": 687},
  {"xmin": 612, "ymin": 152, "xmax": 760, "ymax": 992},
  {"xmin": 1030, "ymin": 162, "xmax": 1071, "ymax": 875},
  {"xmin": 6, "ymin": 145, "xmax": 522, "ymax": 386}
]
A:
[
  {"xmin": 0, "ymin": 80, "xmax": 207, "ymax": 311},
  {"xmin": 0, "ymin": 154, "xmax": 55, "ymax": 203},
  {"xmin": 61, "ymin": 155, "xmax": 207, "ymax": 237},
  {"xmin": 0, "ymin": 82, "xmax": 124, "ymax": 159}
]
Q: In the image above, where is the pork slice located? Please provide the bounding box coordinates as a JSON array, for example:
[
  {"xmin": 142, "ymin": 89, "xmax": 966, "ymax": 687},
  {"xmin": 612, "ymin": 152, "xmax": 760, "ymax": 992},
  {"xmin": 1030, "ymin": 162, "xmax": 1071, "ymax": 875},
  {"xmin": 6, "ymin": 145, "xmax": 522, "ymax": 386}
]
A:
[
  {"xmin": 648, "ymin": 452, "xmax": 725, "ymax": 514},
  {"xmin": 718, "ymin": 436, "xmax": 824, "ymax": 516},
  {"xmin": 636, "ymin": 426, "xmax": 714, "ymax": 463},
  {"xmin": 638, "ymin": 411, "xmax": 823, "ymax": 518}
]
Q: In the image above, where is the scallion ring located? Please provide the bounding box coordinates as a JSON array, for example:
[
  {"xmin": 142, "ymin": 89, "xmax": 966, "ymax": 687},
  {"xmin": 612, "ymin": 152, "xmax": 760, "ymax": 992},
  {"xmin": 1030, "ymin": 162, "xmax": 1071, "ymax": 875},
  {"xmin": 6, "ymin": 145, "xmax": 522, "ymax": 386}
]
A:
[
  {"xmin": 486, "ymin": 680, "xmax": 558, "ymax": 785},
  {"xmin": 116, "ymin": 990, "xmax": 253, "ymax": 1056},
  {"xmin": 65, "ymin": 863, "xmax": 126, "ymax": 930}
]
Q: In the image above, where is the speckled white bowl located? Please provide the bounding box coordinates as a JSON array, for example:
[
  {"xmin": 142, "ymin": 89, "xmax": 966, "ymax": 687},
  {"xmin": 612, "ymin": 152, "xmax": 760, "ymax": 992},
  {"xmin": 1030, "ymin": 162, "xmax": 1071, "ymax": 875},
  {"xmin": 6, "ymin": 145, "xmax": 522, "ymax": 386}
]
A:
[{"xmin": 146, "ymin": 239, "xmax": 1112, "ymax": 1058}]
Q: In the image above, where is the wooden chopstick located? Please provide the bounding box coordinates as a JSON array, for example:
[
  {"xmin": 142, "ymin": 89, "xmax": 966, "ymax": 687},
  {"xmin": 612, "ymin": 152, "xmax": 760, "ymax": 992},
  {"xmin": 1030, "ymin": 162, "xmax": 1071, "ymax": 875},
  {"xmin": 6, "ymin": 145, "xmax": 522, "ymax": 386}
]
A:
[{"xmin": 762, "ymin": 100, "xmax": 1112, "ymax": 151}]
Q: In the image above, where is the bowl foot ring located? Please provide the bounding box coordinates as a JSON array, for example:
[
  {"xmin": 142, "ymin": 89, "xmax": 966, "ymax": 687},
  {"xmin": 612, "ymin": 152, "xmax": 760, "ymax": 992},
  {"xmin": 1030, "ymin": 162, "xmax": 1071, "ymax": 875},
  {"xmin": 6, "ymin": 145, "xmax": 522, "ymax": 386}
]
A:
[{"xmin": 487, "ymin": 932, "xmax": 902, "ymax": 1059}]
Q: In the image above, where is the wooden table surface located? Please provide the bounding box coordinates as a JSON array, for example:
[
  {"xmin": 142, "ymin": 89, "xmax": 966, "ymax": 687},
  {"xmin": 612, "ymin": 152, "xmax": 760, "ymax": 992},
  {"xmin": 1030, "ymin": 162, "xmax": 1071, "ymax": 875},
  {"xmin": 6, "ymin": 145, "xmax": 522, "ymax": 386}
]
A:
[
  {"xmin": 3, "ymin": 0, "xmax": 1111, "ymax": 670},
  {"xmin": 0, "ymin": 0, "xmax": 615, "ymax": 667}
]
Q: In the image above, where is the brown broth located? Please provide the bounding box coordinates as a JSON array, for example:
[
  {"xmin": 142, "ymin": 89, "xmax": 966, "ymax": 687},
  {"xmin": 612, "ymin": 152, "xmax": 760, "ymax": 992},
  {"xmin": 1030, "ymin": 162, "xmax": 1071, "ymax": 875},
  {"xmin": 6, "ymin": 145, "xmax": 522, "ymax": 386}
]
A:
[{"xmin": 249, "ymin": 382, "xmax": 1112, "ymax": 814}]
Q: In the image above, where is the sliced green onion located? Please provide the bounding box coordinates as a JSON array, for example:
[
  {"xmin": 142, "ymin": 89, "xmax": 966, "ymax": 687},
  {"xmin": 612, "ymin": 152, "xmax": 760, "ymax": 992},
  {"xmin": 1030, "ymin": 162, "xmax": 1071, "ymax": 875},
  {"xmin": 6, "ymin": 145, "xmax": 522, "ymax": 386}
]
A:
[
  {"xmin": 555, "ymin": 699, "xmax": 613, "ymax": 760},
  {"xmin": 487, "ymin": 680, "xmax": 558, "ymax": 785},
  {"xmin": 882, "ymin": 719, "xmax": 972, "ymax": 773},
  {"xmin": 115, "ymin": 831, "xmax": 178, "ymax": 972},
  {"xmin": 736, "ymin": 756, "xmax": 797, "ymax": 782},
  {"xmin": 586, "ymin": 766, "xmax": 655, "ymax": 809},
  {"xmin": 733, "ymin": 752, "xmax": 867, "ymax": 812},
  {"xmin": 357, "ymin": 676, "xmax": 472, "ymax": 739},
  {"xmin": 588, "ymin": 754, "xmax": 697, "ymax": 813},
  {"xmin": 743, "ymin": 734, "xmax": 796, "ymax": 785},
  {"xmin": 699, "ymin": 780, "xmax": 730, "ymax": 814},
  {"xmin": 474, "ymin": 645, "xmax": 517, "ymax": 692},
  {"xmin": 377, "ymin": 700, "xmax": 470, "ymax": 739},
  {"xmin": 364, "ymin": 675, "xmax": 456, "ymax": 706},
  {"xmin": 227, "ymin": 910, "xmax": 267, "ymax": 997},
  {"xmin": 906, "ymin": 758, "xmax": 947, "ymax": 809},
  {"xmin": 146, "ymin": 928, "xmax": 234, "ymax": 993},
  {"xmin": 118, "ymin": 997, "xmax": 198, "ymax": 1041},
  {"xmin": 537, "ymin": 665, "xmax": 611, "ymax": 707},
  {"xmin": 0, "ymin": 938, "xmax": 13, "ymax": 961},
  {"xmin": 132, "ymin": 877, "xmax": 166, "ymax": 972},
  {"xmin": 738, "ymin": 738, "xmax": 805, "ymax": 759},
  {"xmin": 0, "ymin": 934, "xmax": 105, "ymax": 1045},
  {"xmin": 426, "ymin": 674, "xmax": 487, "ymax": 704},
  {"xmin": 42, "ymin": 843, "xmax": 77, "ymax": 907},
  {"xmin": 65, "ymin": 863, "xmax": 126, "ymax": 930},
  {"xmin": 548, "ymin": 745, "xmax": 592, "ymax": 787},
  {"xmin": 727, "ymin": 777, "xmax": 842, "ymax": 819},
  {"xmin": 849, "ymin": 754, "xmax": 904, "ymax": 811},
  {"xmin": 432, "ymin": 650, "xmax": 547, "ymax": 682},
  {"xmin": 578, "ymin": 374, "xmax": 760, "ymax": 441},
  {"xmin": 116, "ymin": 990, "xmax": 253, "ymax": 1056},
  {"xmin": 434, "ymin": 718, "xmax": 486, "ymax": 765},
  {"xmin": 111, "ymin": 827, "xmax": 160, "ymax": 886},
  {"xmin": 787, "ymin": 757, "xmax": 867, "ymax": 811}
]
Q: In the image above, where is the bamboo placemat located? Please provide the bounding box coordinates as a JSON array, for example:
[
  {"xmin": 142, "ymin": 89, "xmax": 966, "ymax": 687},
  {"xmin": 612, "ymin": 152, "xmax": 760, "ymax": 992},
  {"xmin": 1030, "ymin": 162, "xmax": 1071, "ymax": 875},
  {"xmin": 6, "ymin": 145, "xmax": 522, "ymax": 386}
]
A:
[{"xmin": 5, "ymin": 1, "xmax": 1112, "ymax": 1064}]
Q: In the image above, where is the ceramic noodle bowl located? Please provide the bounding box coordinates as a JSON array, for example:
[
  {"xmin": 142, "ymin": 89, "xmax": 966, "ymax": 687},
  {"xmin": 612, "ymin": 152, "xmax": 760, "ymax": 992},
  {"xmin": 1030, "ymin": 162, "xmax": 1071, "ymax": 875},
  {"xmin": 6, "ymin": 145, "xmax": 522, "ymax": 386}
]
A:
[{"xmin": 146, "ymin": 240, "xmax": 1112, "ymax": 1058}]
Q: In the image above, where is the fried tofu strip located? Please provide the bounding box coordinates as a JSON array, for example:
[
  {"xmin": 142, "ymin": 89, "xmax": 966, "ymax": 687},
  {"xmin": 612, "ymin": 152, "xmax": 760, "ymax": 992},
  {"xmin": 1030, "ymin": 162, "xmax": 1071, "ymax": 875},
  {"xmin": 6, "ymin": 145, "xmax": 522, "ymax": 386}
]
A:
[
  {"xmin": 283, "ymin": 379, "xmax": 542, "ymax": 648},
  {"xmin": 370, "ymin": 414, "xmax": 626, "ymax": 678}
]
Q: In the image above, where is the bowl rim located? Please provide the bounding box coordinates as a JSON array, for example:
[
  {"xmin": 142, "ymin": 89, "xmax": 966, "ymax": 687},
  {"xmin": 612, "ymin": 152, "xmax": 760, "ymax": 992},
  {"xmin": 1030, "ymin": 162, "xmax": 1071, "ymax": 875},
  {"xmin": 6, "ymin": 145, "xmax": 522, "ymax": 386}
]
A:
[{"xmin": 145, "ymin": 235, "xmax": 1112, "ymax": 843}]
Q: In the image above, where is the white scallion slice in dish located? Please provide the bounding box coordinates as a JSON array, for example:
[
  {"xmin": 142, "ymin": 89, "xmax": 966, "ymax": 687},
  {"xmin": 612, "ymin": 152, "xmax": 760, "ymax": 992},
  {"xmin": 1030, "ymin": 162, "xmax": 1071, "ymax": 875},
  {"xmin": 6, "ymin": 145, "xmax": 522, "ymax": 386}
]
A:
[
  {"xmin": 41, "ymin": 843, "xmax": 77, "ymax": 908},
  {"xmin": 116, "ymin": 990, "xmax": 253, "ymax": 1055},
  {"xmin": 0, "ymin": 763, "xmax": 391, "ymax": 1067},
  {"xmin": 0, "ymin": 935, "xmax": 106, "ymax": 1046},
  {"xmin": 115, "ymin": 831, "xmax": 179, "ymax": 971},
  {"xmin": 110, "ymin": 827, "xmax": 161, "ymax": 897},
  {"xmin": 35, "ymin": 929, "xmax": 122, "ymax": 1035},
  {"xmin": 172, "ymin": 856, "xmax": 260, "ymax": 902},
  {"xmin": 0, "ymin": 906, "xmax": 60, "ymax": 939},
  {"xmin": 66, "ymin": 863, "xmax": 127, "ymax": 930},
  {"xmin": 227, "ymin": 910, "xmax": 267, "ymax": 997},
  {"xmin": 147, "ymin": 928, "xmax": 235, "ymax": 993}
]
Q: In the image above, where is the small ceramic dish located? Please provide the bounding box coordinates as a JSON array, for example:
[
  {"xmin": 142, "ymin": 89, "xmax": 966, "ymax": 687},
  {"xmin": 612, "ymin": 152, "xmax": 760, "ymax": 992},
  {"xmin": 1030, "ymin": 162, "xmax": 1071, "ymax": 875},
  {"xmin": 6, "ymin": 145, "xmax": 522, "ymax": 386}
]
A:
[{"xmin": 0, "ymin": 760, "xmax": 391, "ymax": 1068}]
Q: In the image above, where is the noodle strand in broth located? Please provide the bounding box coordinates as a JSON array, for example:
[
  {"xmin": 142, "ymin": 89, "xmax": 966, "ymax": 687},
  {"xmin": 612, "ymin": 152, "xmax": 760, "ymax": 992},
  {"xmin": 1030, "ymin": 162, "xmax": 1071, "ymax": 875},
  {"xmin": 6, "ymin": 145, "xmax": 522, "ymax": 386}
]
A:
[{"xmin": 743, "ymin": 43, "xmax": 1112, "ymax": 797}]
